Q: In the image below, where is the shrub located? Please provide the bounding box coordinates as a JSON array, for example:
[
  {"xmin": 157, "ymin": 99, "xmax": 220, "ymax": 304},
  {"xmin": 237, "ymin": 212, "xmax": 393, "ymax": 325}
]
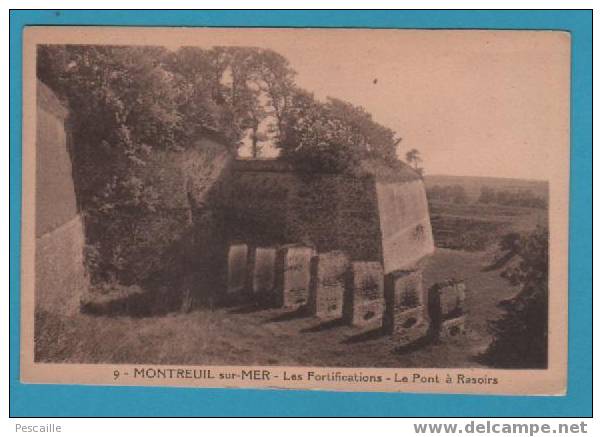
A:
[
  {"xmin": 481, "ymin": 225, "xmax": 549, "ymax": 368},
  {"xmin": 278, "ymin": 91, "xmax": 401, "ymax": 174}
]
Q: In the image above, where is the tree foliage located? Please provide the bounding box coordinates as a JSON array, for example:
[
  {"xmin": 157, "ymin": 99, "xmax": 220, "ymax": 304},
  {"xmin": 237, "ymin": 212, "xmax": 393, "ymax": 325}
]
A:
[
  {"xmin": 278, "ymin": 90, "xmax": 402, "ymax": 173},
  {"xmin": 482, "ymin": 225, "xmax": 549, "ymax": 368},
  {"xmin": 405, "ymin": 148, "xmax": 423, "ymax": 175},
  {"xmin": 37, "ymin": 44, "xmax": 409, "ymax": 284},
  {"xmin": 38, "ymin": 44, "xmax": 301, "ymax": 283}
]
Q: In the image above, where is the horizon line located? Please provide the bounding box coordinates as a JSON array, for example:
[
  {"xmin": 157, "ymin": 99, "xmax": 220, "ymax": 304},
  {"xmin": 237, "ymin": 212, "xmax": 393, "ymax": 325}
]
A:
[{"xmin": 425, "ymin": 173, "xmax": 549, "ymax": 183}]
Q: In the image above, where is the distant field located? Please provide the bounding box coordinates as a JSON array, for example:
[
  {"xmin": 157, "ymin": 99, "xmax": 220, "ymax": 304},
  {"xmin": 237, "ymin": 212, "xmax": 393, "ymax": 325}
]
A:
[
  {"xmin": 425, "ymin": 174, "xmax": 549, "ymax": 203},
  {"xmin": 425, "ymin": 175, "xmax": 548, "ymax": 251},
  {"xmin": 429, "ymin": 201, "xmax": 546, "ymax": 251}
]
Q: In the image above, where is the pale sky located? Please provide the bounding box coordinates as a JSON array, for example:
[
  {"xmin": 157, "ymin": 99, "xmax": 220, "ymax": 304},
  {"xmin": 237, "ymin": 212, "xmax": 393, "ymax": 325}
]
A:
[{"xmin": 38, "ymin": 27, "xmax": 571, "ymax": 180}]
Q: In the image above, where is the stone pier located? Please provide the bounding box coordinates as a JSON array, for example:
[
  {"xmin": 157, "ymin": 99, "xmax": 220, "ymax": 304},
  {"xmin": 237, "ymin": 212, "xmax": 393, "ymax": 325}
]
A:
[
  {"xmin": 276, "ymin": 245, "xmax": 313, "ymax": 310},
  {"xmin": 384, "ymin": 269, "xmax": 429, "ymax": 345},
  {"xmin": 344, "ymin": 261, "xmax": 385, "ymax": 328},
  {"xmin": 309, "ymin": 251, "xmax": 348, "ymax": 321}
]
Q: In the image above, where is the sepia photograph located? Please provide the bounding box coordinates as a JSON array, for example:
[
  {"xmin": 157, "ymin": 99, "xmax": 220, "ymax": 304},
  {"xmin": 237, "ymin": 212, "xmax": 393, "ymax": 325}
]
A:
[{"xmin": 20, "ymin": 26, "xmax": 570, "ymax": 394}]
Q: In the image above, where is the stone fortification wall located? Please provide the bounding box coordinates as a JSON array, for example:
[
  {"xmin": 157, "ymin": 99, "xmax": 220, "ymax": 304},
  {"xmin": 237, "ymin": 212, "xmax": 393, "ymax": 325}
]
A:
[
  {"xmin": 228, "ymin": 159, "xmax": 434, "ymax": 272},
  {"xmin": 35, "ymin": 81, "xmax": 88, "ymax": 314},
  {"xmin": 129, "ymin": 137, "xmax": 233, "ymax": 284},
  {"xmin": 228, "ymin": 160, "xmax": 383, "ymax": 262},
  {"xmin": 375, "ymin": 179, "xmax": 435, "ymax": 273}
]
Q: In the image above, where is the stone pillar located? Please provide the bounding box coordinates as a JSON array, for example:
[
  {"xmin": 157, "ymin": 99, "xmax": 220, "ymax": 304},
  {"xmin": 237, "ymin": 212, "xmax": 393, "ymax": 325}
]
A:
[
  {"xmin": 438, "ymin": 281, "xmax": 466, "ymax": 319},
  {"xmin": 276, "ymin": 244, "xmax": 313, "ymax": 310},
  {"xmin": 384, "ymin": 269, "xmax": 429, "ymax": 346},
  {"xmin": 252, "ymin": 246, "xmax": 277, "ymax": 300},
  {"xmin": 440, "ymin": 315, "xmax": 467, "ymax": 339},
  {"xmin": 343, "ymin": 261, "xmax": 385, "ymax": 328},
  {"xmin": 309, "ymin": 251, "xmax": 348, "ymax": 321},
  {"xmin": 428, "ymin": 280, "xmax": 467, "ymax": 340},
  {"xmin": 385, "ymin": 269, "xmax": 424, "ymax": 308},
  {"xmin": 226, "ymin": 243, "xmax": 248, "ymax": 295}
]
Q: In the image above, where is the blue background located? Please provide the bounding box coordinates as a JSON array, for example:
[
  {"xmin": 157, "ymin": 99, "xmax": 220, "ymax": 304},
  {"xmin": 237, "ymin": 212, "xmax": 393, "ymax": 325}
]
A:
[{"xmin": 9, "ymin": 10, "xmax": 592, "ymax": 417}]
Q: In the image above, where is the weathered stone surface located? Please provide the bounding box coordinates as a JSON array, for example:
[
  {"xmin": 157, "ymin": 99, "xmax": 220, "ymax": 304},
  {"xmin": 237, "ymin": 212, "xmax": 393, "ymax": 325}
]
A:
[
  {"xmin": 344, "ymin": 261, "xmax": 384, "ymax": 327},
  {"xmin": 229, "ymin": 159, "xmax": 433, "ymax": 270},
  {"xmin": 309, "ymin": 251, "xmax": 348, "ymax": 320},
  {"xmin": 252, "ymin": 246, "xmax": 277, "ymax": 295},
  {"xmin": 386, "ymin": 305, "xmax": 430, "ymax": 346},
  {"xmin": 36, "ymin": 215, "xmax": 88, "ymax": 315},
  {"xmin": 428, "ymin": 280, "xmax": 467, "ymax": 329},
  {"xmin": 227, "ymin": 243, "xmax": 248, "ymax": 294},
  {"xmin": 276, "ymin": 245, "xmax": 313, "ymax": 309},
  {"xmin": 131, "ymin": 137, "xmax": 232, "ymax": 284},
  {"xmin": 440, "ymin": 315, "xmax": 467, "ymax": 340},
  {"xmin": 385, "ymin": 269, "xmax": 425, "ymax": 311},
  {"xmin": 438, "ymin": 281, "xmax": 466, "ymax": 319},
  {"xmin": 35, "ymin": 81, "xmax": 88, "ymax": 316},
  {"xmin": 36, "ymin": 98, "xmax": 78, "ymax": 237},
  {"xmin": 375, "ymin": 180, "xmax": 435, "ymax": 273}
]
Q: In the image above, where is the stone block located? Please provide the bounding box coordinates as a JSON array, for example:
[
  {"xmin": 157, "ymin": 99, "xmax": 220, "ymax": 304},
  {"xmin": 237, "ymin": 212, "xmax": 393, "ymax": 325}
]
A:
[
  {"xmin": 309, "ymin": 251, "xmax": 349, "ymax": 320},
  {"xmin": 385, "ymin": 305, "xmax": 429, "ymax": 346},
  {"xmin": 375, "ymin": 180, "xmax": 435, "ymax": 273},
  {"xmin": 385, "ymin": 269, "xmax": 424, "ymax": 311},
  {"xmin": 440, "ymin": 281, "xmax": 466, "ymax": 317},
  {"xmin": 276, "ymin": 244, "xmax": 313, "ymax": 309},
  {"xmin": 383, "ymin": 270, "xmax": 429, "ymax": 344},
  {"xmin": 252, "ymin": 247, "xmax": 277, "ymax": 303},
  {"xmin": 36, "ymin": 215, "xmax": 88, "ymax": 315},
  {"xmin": 344, "ymin": 261, "xmax": 384, "ymax": 327},
  {"xmin": 429, "ymin": 280, "xmax": 467, "ymax": 323},
  {"xmin": 227, "ymin": 243, "xmax": 248, "ymax": 294},
  {"xmin": 440, "ymin": 315, "xmax": 467, "ymax": 340}
]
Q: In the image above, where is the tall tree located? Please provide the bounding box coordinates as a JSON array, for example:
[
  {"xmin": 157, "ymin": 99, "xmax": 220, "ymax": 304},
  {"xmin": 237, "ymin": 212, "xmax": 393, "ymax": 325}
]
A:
[
  {"xmin": 405, "ymin": 148, "xmax": 422, "ymax": 170},
  {"xmin": 37, "ymin": 43, "xmax": 409, "ymax": 283},
  {"xmin": 278, "ymin": 90, "xmax": 403, "ymax": 174},
  {"xmin": 254, "ymin": 49, "xmax": 296, "ymax": 144}
]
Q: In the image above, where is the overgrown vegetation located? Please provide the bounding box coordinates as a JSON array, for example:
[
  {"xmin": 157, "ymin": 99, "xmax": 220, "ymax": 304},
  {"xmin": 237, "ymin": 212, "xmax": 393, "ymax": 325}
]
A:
[
  {"xmin": 278, "ymin": 90, "xmax": 402, "ymax": 173},
  {"xmin": 38, "ymin": 44, "xmax": 409, "ymax": 286},
  {"xmin": 481, "ymin": 225, "xmax": 549, "ymax": 368}
]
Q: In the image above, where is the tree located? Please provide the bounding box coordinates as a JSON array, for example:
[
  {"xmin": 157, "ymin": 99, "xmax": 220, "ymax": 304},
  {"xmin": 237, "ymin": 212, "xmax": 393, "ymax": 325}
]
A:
[
  {"xmin": 249, "ymin": 124, "xmax": 269, "ymax": 158},
  {"xmin": 253, "ymin": 49, "xmax": 296, "ymax": 144},
  {"xmin": 277, "ymin": 91, "xmax": 403, "ymax": 174},
  {"xmin": 36, "ymin": 44, "xmax": 297, "ymax": 282},
  {"xmin": 166, "ymin": 46, "xmax": 296, "ymax": 155},
  {"xmin": 37, "ymin": 43, "xmax": 409, "ymax": 284},
  {"xmin": 38, "ymin": 45, "xmax": 189, "ymax": 282},
  {"xmin": 167, "ymin": 46, "xmax": 248, "ymax": 148},
  {"xmin": 278, "ymin": 91, "xmax": 363, "ymax": 173},
  {"xmin": 405, "ymin": 148, "xmax": 423, "ymax": 175}
]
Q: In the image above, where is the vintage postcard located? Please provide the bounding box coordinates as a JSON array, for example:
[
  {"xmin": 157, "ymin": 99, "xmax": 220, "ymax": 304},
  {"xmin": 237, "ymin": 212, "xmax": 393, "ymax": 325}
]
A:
[{"xmin": 21, "ymin": 26, "xmax": 570, "ymax": 395}]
